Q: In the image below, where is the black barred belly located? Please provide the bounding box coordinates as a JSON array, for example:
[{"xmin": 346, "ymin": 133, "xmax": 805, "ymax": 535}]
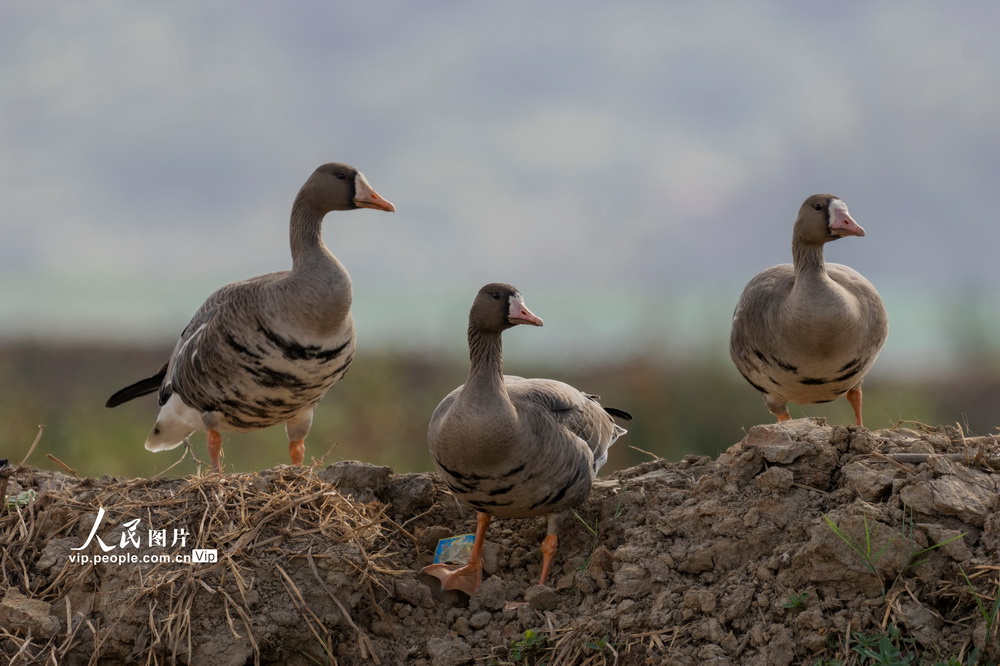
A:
[
  {"xmin": 197, "ymin": 325, "xmax": 355, "ymax": 431},
  {"xmin": 741, "ymin": 347, "xmax": 871, "ymax": 405},
  {"xmin": 435, "ymin": 456, "xmax": 593, "ymax": 519}
]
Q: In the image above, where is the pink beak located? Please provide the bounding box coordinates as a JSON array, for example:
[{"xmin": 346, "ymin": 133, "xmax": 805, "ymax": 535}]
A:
[
  {"xmin": 829, "ymin": 201, "xmax": 865, "ymax": 237},
  {"xmin": 354, "ymin": 174, "xmax": 396, "ymax": 212},
  {"xmin": 509, "ymin": 297, "xmax": 544, "ymax": 326}
]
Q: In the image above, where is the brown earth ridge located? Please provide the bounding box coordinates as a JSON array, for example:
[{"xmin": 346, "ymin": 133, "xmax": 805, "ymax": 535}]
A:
[{"xmin": 1, "ymin": 418, "xmax": 999, "ymax": 665}]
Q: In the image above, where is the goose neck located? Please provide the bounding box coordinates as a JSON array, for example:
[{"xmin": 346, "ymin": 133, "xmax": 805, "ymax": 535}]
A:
[
  {"xmin": 466, "ymin": 327, "xmax": 507, "ymax": 394},
  {"xmin": 791, "ymin": 238, "xmax": 828, "ymax": 279},
  {"xmin": 288, "ymin": 201, "xmax": 333, "ymax": 269}
]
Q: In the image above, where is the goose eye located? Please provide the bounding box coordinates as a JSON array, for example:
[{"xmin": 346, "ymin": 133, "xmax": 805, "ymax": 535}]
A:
[
  {"xmin": 336, "ymin": 173, "xmax": 347, "ymax": 180},
  {"xmin": 491, "ymin": 292, "xmax": 501, "ymax": 300},
  {"xmin": 813, "ymin": 202, "xmax": 823, "ymax": 211}
]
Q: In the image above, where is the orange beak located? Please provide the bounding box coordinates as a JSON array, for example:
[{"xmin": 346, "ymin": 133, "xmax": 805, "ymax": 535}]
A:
[{"xmin": 354, "ymin": 176, "xmax": 396, "ymax": 212}]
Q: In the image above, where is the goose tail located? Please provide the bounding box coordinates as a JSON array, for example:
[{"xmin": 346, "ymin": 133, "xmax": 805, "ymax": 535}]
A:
[
  {"xmin": 604, "ymin": 406, "xmax": 633, "ymax": 422},
  {"xmin": 106, "ymin": 364, "xmax": 167, "ymax": 408}
]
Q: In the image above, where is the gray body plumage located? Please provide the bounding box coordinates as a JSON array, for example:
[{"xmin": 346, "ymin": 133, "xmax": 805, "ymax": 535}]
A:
[
  {"xmin": 427, "ymin": 284, "xmax": 629, "ymax": 520},
  {"xmin": 430, "ymin": 375, "xmax": 623, "ymax": 519},
  {"xmin": 730, "ymin": 194, "xmax": 888, "ymax": 421},
  {"xmin": 153, "ymin": 267, "xmax": 355, "ymax": 442},
  {"xmin": 106, "ymin": 163, "xmax": 394, "ymax": 464}
]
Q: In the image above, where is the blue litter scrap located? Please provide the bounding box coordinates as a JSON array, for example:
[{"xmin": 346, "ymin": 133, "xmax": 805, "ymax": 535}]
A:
[{"xmin": 433, "ymin": 533, "xmax": 475, "ymax": 565}]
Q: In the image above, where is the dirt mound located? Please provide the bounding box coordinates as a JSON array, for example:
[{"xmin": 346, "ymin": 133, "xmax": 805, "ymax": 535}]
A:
[{"xmin": 2, "ymin": 419, "xmax": 999, "ymax": 665}]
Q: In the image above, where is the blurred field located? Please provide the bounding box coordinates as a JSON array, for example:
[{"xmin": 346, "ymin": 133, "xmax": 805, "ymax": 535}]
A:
[{"xmin": 1, "ymin": 341, "xmax": 997, "ymax": 479}]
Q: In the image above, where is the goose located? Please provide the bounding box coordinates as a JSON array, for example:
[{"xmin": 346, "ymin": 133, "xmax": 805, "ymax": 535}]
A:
[
  {"xmin": 105, "ymin": 163, "xmax": 395, "ymax": 471},
  {"xmin": 730, "ymin": 194, "xmax": 887, "ymax": 426},
  {"xmin": 423, "ymin": 283, "xmax": 631, "ymax": 595}
]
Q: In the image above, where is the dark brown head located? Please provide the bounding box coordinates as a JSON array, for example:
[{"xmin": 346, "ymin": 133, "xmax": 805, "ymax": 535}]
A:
[
  {"xmin": 793, "ymin": 194, "xmax": 865, "ymax": 245},
  {"xmin": 296, "ymin": 163, "xmax": 396, "ymax": 214},
  {"xmin": 469, "ymin": 283, "xmax": 544, "ymax": 334}
]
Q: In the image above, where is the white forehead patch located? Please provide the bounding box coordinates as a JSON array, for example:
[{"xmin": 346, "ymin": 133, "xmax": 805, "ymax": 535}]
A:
[
  {"xmin": 828, "ymin": 198, "xmax": 849, "ymax": 225},
  {"xmin": 508, "ymin": 291, "xmax": 527, "ymax": 313}
]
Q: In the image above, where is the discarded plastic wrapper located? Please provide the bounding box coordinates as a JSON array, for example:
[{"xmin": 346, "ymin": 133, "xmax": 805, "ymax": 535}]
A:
[
  {"xmin": 433, "ymin": 533, "xmax": 475, "ymax": 565},
  {"xmin": 6, "ymin": 489, "xmax": 36, "ymax": 508}
]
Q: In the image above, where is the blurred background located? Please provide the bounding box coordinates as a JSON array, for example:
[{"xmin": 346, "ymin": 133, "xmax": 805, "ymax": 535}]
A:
[{"xmin": 2, "ymin": 2, "xmax": 998, "ymax": 478}]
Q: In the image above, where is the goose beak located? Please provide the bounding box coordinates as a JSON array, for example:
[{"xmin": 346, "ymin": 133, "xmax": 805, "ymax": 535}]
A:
[
  {"xmin": 829, "ymin": 201, "xmax": 864, "ymax": 237},
  {"xmin": 509, "ymin": 299, "xmax": 544, "ymax": 327},
  {"xmin": 355, "ymin": 189, "xmax": 396, "ymax": 212},
  {"xmin": 354, "ymin": 174, "xmax": 396, "ymax": 212}
]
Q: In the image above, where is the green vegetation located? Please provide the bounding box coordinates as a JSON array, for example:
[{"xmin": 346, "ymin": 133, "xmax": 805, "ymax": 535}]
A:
[
  {"xmin": 570, "ymin": 484, "xmax": 628, "ymax": 572},
  {"xmin": 508, "ymin": 629, "xmax": 548, "ymax": 663},
  {"xmin": 783, "ymin": 591, "xmax": 810, "ymax": 610},
  {"xmin": 822, "ymin": 513, "xmax": 966, "ymax": 588},
  {"xmin": 584, "ymin": 635, "xmax": 614, "ymax": 652},
  {"xmin": 816, "ymin": 617, "xmax": 999, "ymax": 666},
  {"xmin": 960, "ymin": 569, "xmax": 1000, "ymax": 666},
  {"xmin": 849, "ymin": 625, "xmax": 915, "ymax": 665},
  {"xmin": 822, "ymin": 514, "xmax": 893, "ymax": 579},
  {"xmin": 819, "ymin": 515, "xmax": 996, "ymax": 665}
]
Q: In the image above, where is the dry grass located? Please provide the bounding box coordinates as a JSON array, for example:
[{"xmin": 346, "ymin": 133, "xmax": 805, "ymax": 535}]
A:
[{"xmin": 0, "ymin": 460, "xmax": 400, "ymax": 665}]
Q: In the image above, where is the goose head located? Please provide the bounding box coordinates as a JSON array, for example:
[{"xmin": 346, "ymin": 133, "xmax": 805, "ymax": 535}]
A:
[
  {"xmin": 794, "ymin": 194, "xmax": 865, "ymax": 246},
  {"xmin": 470, "ymin": 283, "xmax": 544, "ymax": 334},
  {"xmin": 297, "ymin": 163, "xmax": 396, "ymax": 213}
]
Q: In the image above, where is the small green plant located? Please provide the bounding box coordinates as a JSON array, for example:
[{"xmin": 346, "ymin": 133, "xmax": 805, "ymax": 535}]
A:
[
  {"xmin": 899, "ymin": 505, "xmax": 967, "ymax": 573},
  {"xmin": 571, "ymin": 509, "xmax": 602, "ymax": 571},
  {"xmin": 822, "ymin": 513, "xmax": 966, "ymax": 587},
  {"xmin": 610, "ymin": 483, "xmax": 630, "ymax": 520},
  {"xmin": 297, "ymin": 634, "xmax": 335, "ymax": 666},
  {"xmin": 509, "ymin": 629, "xmax": 548, "ymax": 663},
  {"xmin": 584, "ymin": 635, "xmax": 618, "ymax": 662},
  {"xmin": 783, "ymin": 592, "xmax": 810, "ymax": 610},
  {"xmin": 571, "ymin": 482, "xmax": 631, "ymax": 573},
  {"xmin": 585, "ymin": 635, "xmax": 617, "ymax": 653},
  {"xmin": 958, "ymin": 568, "xmax": 1000, "ymax": 666},
  {"xmin": 850, "ymin": 625, "xmax": 915, "ymax": 665},
  {"xmin": 572, "ymin": 509, "xmax": 599, "ymax": 539},
  {"xmin": 822, "ymin": 514, "xmax": 892, "ymax": 580},
  {"xmin": 904, "ymin": 534, "xmax": 966, "ymax": 573}
]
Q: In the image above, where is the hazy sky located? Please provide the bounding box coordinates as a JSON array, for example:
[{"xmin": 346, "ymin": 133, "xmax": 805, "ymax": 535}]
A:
[{"xmin": 3, "ymin": 2, "xmax": 999, "ymax": 370}]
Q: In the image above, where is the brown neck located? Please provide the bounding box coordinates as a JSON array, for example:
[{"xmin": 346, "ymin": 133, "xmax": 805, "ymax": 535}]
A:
[
  {"xmin": 465, "ymin": 325, "xmax": 507, "ymax": 395},
  {"xmin": 792, "ymin": 237, "xmax": 828, "ymax": 279},
  {"xmin": 289, "ymin": 200, "xmax": 335, "ymax": 271}
]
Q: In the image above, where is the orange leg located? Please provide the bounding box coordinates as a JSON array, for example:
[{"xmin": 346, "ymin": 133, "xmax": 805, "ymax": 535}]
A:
[
  {"xmin": 538, "ymin": 533, "xmax": 558, "ymax": 586},
  {"xmin": 766, "ymin": 396, "xmax": 792, "ymax": 422},
  {"xmin": 289, "ymin": 439, "xmax": 305, "ymax": 466},
  {"xmin": 846, "ymin": 388, "xmax": 864, "ymax": 426},
  {"xmin": 207, "ymin": 430, "xmax": 223, "ymax": 473},
  {"xmin": 422, "ymin": 512, "xmax": 491, "ymax": 596}
]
